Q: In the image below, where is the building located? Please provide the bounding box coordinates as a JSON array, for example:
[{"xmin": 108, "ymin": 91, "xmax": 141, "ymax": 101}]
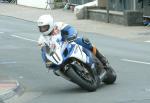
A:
[
  {"xmin": 80, "ymin": 0, "xmax": 150, "ymax": 26},
  {"xmin": 143, "ymin": 0, "xmax": 150, "ymax": 16}
]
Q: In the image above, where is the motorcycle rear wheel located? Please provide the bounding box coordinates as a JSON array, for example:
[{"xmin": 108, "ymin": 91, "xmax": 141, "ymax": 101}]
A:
[{"xmin": 103, "ymin": 66, "xmax": 117, "ymax": 84}]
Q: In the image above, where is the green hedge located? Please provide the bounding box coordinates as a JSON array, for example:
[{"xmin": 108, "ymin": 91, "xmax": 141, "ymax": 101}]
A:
[{"xmin": 54, "ymin": 0, "xmax": 62, "ymax": 2}]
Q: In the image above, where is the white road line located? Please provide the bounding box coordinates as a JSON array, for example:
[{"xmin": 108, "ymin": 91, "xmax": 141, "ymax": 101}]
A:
[
  {"xmin": 121, "ymin": 59, "xmax": 150, "ymax": 65},
  {"xmin": 0, "ymin": 61, "xmax": 17, "ymax": 64},
  {"xmin": 11, "ymin": 35, "xmax": 37, "ymax": 43},
  {"xmin": 144, "ymin": 41, "xmax": 150, "ymax": 43},
  {"xmin": 0, "ymin": 32, "xmax": 4, "ymax": 34},
  {"xmin": 19, "ymin": 76, "xmax": 24, "ymax": 79},
  {"xmin": 145, "ymin": 88, "xmax": 150, "ymax": 92}
]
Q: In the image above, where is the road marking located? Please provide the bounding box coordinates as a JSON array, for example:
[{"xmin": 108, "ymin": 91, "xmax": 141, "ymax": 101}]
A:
[
  {"xmin": 121, "ymin": 59, "xmax": 150, "ymax": 65},
  {"xmin": 145, "ymin": 88, "xmax": 150, "ymax": 92},
  {"xmin": 11, "ymin": 35, "xmax": 37, "ymax": 43},
  {"xmin": 0, "ymin": 61, "xmax": 17, "ymax": 64},
  {"xmin": 144, "ymin": 41, "xmax": 150, "ymax": 43},
  {"xmin": 0, "ymin": 32, "xmax": 4, "ymax": 34},
  {"xmin": 19, "ymin": 76, "xmax": 24, "ymax": 79}
]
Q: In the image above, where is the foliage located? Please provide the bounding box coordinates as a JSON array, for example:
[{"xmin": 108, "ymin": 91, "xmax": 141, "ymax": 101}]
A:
[{"xmin": 54, "ymin": 0, "xmax": 62, "ymax": 2}]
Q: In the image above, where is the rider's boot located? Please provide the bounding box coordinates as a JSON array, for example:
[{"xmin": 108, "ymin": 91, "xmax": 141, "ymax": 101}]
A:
[
  {"xmin": 91, "ymin": 47, "xmax": 109, "ymax": 81},
  {"xmin": 92, "ymin": 47, "xmax": 110, "ymax": 69}
]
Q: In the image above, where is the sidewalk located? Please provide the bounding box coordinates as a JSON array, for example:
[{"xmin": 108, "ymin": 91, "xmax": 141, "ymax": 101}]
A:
[
  {"xmin": 0, "ymin": 3, "xmax": 149, "ymax": 41},
  {"xmin": 0, "ymin": 75, "xmax": 19, "ymax": 102}
]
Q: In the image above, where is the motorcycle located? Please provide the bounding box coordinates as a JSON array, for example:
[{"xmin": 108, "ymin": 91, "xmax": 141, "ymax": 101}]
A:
[{"xmin": 42, "ymin": 39, "xmax": 116, "ymax": 92}]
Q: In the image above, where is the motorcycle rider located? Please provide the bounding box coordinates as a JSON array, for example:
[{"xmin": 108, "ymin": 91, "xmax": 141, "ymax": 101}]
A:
[{"xmin": 37, "ymin": 14, "xmax": 109, "ymax": 70}]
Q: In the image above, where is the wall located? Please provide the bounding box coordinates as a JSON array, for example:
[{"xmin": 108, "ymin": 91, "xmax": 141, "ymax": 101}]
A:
[
  {"xmin": 86, "ymin": 7, "xmax": 143, "ymax": 26},
  {"xmin": 100, "ymin": 0, "xmax": 106, "ymax": 8},
  {"xmin": 88, "ymin": 9, "xmax": 124, "ymax": 25},
  {"xmin": 17, "ymin": 0, "xmax": 54, "ymax": 9},
  {"xmin": 143, "ymin": 0, "xmax": 150, "ymax": 16},
  {"xmin": 108, "ymin": 0, "xmax": 140, "ymax": 11}
]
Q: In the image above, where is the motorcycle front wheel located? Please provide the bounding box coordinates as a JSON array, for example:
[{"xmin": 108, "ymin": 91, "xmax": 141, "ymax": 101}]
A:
[{"xmin": 66, "ymin": 63, "xmax": 99, "ymax": 92}]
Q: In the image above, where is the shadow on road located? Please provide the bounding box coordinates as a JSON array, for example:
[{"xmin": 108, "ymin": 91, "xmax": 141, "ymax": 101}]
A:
[{"xmin": 43, "ymin": 83, "xmax": 115, "ymax": 95}]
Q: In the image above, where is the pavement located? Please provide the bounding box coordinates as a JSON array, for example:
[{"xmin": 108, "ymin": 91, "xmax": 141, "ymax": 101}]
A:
[
  {"xmin": 0, "ymin": 76, "xmax": 19, "ymax": 102},
  {"xmin": 0, "ymin": 3, "xmax": 149, "ymax": 102}
]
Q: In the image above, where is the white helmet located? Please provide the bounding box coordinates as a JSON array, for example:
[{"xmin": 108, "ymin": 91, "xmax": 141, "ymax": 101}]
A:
[{"xmin": 37, "ymin": 15, "xmax": 54, "ymax": 36}]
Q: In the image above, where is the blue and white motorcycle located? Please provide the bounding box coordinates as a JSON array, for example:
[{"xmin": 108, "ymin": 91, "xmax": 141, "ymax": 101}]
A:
[{"xmin": 43, "ymin": 39, "xmax": 116, "ymax": 92}]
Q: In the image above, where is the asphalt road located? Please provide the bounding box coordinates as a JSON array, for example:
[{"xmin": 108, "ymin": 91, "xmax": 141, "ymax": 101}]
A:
[{"xmin": 0, "ymin": 15, "xmax": 150, "ymax": 103}]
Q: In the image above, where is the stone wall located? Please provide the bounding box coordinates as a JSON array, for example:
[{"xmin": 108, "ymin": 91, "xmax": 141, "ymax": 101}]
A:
[{"xmin": 84, "ymin": 7, "xmax": 143, "ymax": 26}]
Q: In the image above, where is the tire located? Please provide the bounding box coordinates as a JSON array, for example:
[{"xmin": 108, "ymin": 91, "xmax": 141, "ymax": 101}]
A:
[
  {"xmin": 7, "ymin": 0, "xmax": 11, "ymax": 2},
  {"xmin": 66, "ymin": 64, "xmax": 99, "ymax": 92},
  {"xmin": 103, "ymin": 66, "xmax": 117, "ymax": 84}
]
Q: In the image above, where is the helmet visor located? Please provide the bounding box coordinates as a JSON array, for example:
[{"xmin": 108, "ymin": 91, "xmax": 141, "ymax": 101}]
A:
[{"xmin": 39, "ymin": 25, "xmax": 50, "ymax": 32}]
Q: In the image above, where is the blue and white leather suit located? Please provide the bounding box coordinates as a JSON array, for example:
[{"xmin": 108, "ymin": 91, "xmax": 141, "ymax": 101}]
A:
[{"xmin": 38, "ymin": 22, "xmax": 93, "ymax": 63}]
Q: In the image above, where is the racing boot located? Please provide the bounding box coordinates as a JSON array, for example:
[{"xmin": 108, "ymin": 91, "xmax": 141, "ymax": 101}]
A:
[{"xmin": 92, "ymin": 47, "xmax": 110, "ymax": 69}]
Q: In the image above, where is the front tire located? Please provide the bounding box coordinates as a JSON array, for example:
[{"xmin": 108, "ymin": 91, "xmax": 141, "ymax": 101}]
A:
[{"xmin": 66, "ymin": 64, "xmax": 99, "ymax": 92}]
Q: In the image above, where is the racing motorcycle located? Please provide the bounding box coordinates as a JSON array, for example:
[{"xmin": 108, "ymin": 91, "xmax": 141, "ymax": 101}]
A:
[{"xmin": 42, "ymin": 39, "xmax": 116, "ymax": 92}]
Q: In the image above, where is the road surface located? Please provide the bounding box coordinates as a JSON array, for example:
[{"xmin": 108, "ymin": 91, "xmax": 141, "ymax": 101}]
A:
[{"xmin": 0, "ymin": 15, "xmax": 150, "ymax": 103}]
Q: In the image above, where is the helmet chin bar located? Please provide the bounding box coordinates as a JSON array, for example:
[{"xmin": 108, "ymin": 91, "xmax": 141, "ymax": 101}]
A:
[
  {"xmin": 38, "ymin": 25, "xmax": 54, "ymax": 36},
  {"xmin": 42, "ymin": 29, "xmax": 54, "ymax": 36},
  {"xmin": 42, "ymin": 30, "xmax": 52, "ymax": 36}
]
